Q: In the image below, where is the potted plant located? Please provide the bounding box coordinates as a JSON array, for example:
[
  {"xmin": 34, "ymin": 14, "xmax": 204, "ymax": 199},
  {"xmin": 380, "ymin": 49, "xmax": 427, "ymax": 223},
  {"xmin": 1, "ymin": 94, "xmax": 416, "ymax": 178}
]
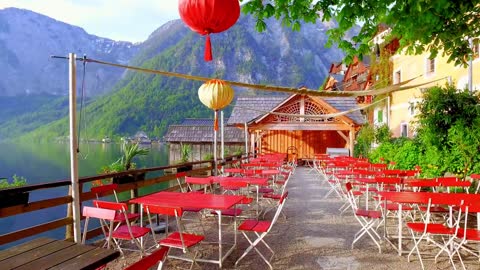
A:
[
  {"xmin": 99, "ymin": 142, "xmax": 150, "ymax": 185},
  {"xmin": 0, "ymin": 175, "xmax": 29, "ymax": 208},
  {"xmin": 177, "ymin": 143, "xmax": 192, "ymax": 172}
]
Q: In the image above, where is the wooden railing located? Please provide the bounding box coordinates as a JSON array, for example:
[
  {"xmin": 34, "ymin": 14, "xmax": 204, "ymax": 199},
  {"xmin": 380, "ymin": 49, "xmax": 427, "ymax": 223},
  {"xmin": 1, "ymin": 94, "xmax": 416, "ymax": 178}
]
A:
[{"xmin": 0, "ymin": 154, "xmax": 247, "ymax": 247}]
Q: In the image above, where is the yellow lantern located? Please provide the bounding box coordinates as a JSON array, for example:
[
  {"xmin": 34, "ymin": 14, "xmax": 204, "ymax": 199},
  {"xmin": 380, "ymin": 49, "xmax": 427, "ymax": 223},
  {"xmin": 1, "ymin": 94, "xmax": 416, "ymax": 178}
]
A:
[{"xmin": 198, "ymin": 79, "xmax": 234, "ymax": 130}]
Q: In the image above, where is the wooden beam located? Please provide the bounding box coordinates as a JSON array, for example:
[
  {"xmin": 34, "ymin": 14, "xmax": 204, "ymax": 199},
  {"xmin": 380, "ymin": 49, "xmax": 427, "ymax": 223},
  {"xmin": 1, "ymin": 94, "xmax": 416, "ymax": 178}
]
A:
[
  {"xmin": 0, "ymin": 217, "xmax": 72, "ymax": 245},
  {"xmin": 253, "ymin": 123, "xmax": 351, "ymax": 131},
  {"xmin": 349, "ymin": 127, "xmax": 355, "ymax": 157},
  {"xmin": 0, "ymin": 196, "xmax": 72, "ymax": 219},
  {"xmin": 336, "ymin": 131, "xmax": 349, "ymax": 142}
]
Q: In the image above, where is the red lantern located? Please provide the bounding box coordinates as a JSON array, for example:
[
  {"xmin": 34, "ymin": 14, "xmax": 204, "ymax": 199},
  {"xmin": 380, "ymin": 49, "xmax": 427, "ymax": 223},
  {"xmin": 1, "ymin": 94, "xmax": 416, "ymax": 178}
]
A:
[{"xmin": 178, "ymin": 0, "xmax": 240, "ymax": 61}]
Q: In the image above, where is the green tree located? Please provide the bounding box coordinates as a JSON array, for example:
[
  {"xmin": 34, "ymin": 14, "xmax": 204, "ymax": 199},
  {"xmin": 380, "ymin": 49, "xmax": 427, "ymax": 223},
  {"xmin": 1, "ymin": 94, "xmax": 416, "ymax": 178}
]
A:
[
  {"xmin": 414, "ymin": 85, "xmax": 480, "ymax": 177},
  {"xmin": 241, "ymin": 0, "xmax": 480, "ymax": 66},
  {"xmin": 354, "ymin": 123, "xmax": 375, "ymax": 158}
]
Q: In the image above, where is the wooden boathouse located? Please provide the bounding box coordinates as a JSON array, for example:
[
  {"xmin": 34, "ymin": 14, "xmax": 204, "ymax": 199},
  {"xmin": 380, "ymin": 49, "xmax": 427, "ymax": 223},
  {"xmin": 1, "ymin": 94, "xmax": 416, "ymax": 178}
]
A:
[
  {"xmin": 227, "ymin": 94, "xmax": 365, "ymax": 161},
  {"xmin": 164, "ymin": 118, "xmax": 245, "ymax": 163}
]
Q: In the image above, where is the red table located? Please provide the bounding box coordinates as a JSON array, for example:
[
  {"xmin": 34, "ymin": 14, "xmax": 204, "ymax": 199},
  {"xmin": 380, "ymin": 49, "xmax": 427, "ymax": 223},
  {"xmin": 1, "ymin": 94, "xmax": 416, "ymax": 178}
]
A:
[
  {"xmin": 224, "ymin": 168, "xmax": 244, "ymax": 175},
  {"xmin": 210, "ymin": 176, "xmax": 269, "ymax": 186},
  {"xmin": 355, "ymin": 177, "xmax": 402, "ymax": 209},
  {"xmin": 130, "ymin": 192, "xmax": 245, "ymax": 268},
  {"xmin": 376, "ymin": 191, "xmax": 480, "ymax": 255},
  {"xmin": 211, "ymin": 176, "xmax": 270, "ymax": 217}
]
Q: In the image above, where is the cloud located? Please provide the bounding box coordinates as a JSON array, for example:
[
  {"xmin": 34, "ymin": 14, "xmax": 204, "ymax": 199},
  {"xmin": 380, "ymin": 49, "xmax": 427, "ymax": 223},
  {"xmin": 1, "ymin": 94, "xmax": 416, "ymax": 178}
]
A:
[{"xmin": 0, "ymin": 0, "xmax": 180, "ymax": 42}]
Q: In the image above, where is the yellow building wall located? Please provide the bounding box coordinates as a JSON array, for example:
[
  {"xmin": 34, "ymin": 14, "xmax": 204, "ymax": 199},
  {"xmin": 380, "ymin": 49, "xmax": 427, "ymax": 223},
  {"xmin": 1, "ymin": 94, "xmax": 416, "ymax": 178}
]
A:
[{"xmin": 389, "ymin": 52, "xmax": 480, "ymax": 137}]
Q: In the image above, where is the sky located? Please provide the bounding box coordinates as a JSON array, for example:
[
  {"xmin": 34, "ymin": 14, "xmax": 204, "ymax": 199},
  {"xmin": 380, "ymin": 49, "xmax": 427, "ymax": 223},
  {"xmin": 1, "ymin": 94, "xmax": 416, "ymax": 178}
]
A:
[{"xmin": 0, "ymin": 0, "xmax": 181, "ymax": 42}]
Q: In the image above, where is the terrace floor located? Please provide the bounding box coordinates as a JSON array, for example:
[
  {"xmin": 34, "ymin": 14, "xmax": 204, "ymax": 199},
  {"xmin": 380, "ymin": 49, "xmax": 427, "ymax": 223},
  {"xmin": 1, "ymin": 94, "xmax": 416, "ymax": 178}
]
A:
[{"xmin": 105, "ymin": 167, "xmax": 478, "ymax": 269}]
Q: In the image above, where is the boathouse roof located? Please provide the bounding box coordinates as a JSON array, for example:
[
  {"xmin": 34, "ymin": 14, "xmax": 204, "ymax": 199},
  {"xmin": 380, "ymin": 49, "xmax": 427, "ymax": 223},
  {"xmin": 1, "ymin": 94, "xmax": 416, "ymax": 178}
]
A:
[
  {"xmin": 164, "ymin": 119, "xmax": 245, "ymax": 143},
  {"xmin": 227, "ymin": 95, "xmax": 365, "ymax": 125}
]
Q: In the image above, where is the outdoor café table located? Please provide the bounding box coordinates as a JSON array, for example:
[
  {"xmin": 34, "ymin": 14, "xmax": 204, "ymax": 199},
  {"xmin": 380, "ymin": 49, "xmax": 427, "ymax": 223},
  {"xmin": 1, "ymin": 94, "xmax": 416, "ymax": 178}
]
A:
[
  {"xmin": 356, "ymin": 177, "xmax": 402, "ymax": 210},
  {"xmin": 0, "ymin": 237, "xmax": 120, "ymax": 270},
  {"xmin": 375, "ymin": 191, "xmax": 480, "ymax": 256},
  {"xmin": 130, "ymin": 191, "xmax": 245, "ymax": 268},
  {"xmin": 224, "ymin": 168, "xmax": 244, "ymax": 176},
  {"xmin": 211, "ymin": 176, "xmax": 270, "ymax": 216}
]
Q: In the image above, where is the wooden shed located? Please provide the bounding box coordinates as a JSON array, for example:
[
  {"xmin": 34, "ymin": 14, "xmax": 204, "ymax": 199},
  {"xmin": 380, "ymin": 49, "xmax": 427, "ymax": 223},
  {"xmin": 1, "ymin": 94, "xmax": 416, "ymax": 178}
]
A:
[
  {"xmin": 227, "ymin": 94, "xmax": 365, "ymax": 160},
  {"xmin": 164, "ymin": 118, "xmax": 245, "ymax": 163}
]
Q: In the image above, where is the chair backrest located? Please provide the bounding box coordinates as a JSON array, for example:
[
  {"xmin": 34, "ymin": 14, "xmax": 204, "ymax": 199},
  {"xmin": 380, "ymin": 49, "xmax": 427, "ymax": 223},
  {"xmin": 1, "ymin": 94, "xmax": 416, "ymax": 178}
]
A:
[
  {"xmin": 143, "ymin": 204, "xmax": 190, "ymax": 251},
  {"xmin": 81, "ymin": 206, "xmax": 116, "ymax": 246},
  {"xmin": 124, "ymin": 246, "xmax": 170, "ymax": 270},
  {"xmin": 176, "ymin": 172, "xmax": 187, "ymax": 192},
  {"xmin": 344, "ymin": 182, "xmax": 358, "ymax": 210},
  {"xmin": 91, "ymin": 183, "xmax": 120, "ymax": 202},
  {"xmin": 220, "ymin": 180, "xmax": 248, "ymax": 191},
  {"xmin": 93, "ymin": 200, "xmax": 128, "ymax": 211},
  {"xmin": 268, "ymin": 191, "xmax": 288, "ymax": 233},
  {"xmin": 83, "ymin": 205, "xmax": 116, "ymax": 220}
]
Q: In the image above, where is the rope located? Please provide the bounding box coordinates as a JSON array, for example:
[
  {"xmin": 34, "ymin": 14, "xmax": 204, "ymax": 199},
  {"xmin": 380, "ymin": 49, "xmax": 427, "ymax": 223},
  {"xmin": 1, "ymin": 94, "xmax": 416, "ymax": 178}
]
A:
[{"xmin": 83, "ymin": 57, "xmax": 445, "ymax": 97}]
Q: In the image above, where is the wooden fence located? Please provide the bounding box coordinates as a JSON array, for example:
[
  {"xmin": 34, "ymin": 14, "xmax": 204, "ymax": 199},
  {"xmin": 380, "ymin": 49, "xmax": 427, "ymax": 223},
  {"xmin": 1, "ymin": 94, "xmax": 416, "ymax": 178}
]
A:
[{"xmin": 0, "ymin": 155, "xmax": 246, "ymax": 247}]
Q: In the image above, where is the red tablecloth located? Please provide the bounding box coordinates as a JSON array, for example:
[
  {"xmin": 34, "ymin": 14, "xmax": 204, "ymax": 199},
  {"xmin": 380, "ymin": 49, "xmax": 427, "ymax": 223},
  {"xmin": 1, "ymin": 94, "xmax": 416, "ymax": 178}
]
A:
[{"xmin": 130, "ymin": 191, "xmax": 245, "ymax": 210}]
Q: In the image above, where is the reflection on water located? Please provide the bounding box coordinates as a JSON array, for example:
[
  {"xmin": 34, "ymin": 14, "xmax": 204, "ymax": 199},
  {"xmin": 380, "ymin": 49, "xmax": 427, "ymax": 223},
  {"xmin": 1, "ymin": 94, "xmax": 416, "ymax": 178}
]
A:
[{"xmin": 0, "ymin": 142, "xmax": 169, "ymax": 249}]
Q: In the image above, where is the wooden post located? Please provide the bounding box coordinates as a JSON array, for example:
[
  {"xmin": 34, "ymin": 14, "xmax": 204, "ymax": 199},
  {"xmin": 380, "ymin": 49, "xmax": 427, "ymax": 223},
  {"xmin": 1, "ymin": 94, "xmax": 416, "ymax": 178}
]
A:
[
  {"xmin": 68, "ymin": 53, "xmax": 82, "ymax": 243},
  {"xmin": 349, "ymin": 127, "xmax": 355, "ymax": 157},
  {"xmin": 65, "ymin": 187, "xmax": 73, "ymax": 240},
  {"xmin": 244, "ymin": 123, "xmax": 248, "ymax": 157},
  {"xmin": 221, "ymin": 111, "xmax": 225, "ymax": 160}
]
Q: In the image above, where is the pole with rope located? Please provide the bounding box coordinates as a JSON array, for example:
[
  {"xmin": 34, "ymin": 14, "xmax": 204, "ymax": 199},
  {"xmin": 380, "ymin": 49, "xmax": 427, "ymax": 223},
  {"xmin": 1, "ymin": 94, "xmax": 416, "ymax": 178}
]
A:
[{"xmin": 68, "ymin": 53, "xmax": 81, "ymax": 243}]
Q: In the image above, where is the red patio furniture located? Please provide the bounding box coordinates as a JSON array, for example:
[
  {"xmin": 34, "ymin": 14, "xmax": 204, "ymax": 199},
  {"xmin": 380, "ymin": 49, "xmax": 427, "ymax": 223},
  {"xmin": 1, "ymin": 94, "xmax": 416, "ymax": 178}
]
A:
[
  {"xmin": 406, "ymin": 196, "xmax": 463, "ymax": 270},
  {"xmin": 91, "ymin": 183, "xmax": 140, "ymax": 227},
  {"xmin": 143, "ymin": 204, "xmax": 204, "ymax": 269},
  {"xmin": 92, "ymin": 200, "xmax": 150, "ymax": 256},
  {"xmin": 235, "ymin": 192, "xmax": 289, "ymax": 270},
  {"xmin": 124, "ymin": 246, "xmax": 169, "ymax": 270},
  {"xmin": 345, "ymin": 182, "xmax": 383, "ymax": 253},
  {"xmin": 452, "ymin": 202, "xmax": 480, "ymax": 269},
  {"xmin": 82, "ymin": 204, "xmax": 150, "ymax": 256}
]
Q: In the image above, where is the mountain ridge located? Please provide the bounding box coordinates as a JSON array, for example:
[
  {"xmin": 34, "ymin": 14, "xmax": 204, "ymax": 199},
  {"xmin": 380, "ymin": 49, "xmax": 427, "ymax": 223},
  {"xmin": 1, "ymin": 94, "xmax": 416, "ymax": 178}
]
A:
[
  {"xmin": 0, "ymin": 8, "xmax": 350, "ymax": 141},
  {"xmin": 0, "ymin": 7, "xmax": 139, "ymax": 97}
]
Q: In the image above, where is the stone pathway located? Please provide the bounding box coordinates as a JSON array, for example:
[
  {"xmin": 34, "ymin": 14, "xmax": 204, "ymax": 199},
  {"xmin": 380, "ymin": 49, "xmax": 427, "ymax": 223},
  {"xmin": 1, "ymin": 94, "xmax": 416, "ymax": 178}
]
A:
[{"xmin": 106, "ymin": 167, "xmax": 478, "ymax": 269}]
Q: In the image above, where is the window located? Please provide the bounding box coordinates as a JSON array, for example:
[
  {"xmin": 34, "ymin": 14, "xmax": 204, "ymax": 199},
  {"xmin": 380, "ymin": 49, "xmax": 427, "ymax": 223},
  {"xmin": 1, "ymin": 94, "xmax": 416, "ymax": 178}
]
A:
[
  {"xmin": 408, "ymin": 102, "xmax": 416, "ymax": 116},
  {"xmin": 426, "ymin": 58, "xmax": 435, "ymax": 75},
  {"xmin": 394, "ymin": 70, "xmax": 401, "ymax": 84},
  {"xmin": 400, "ymin": 123, "xmax": 408, "ymax": 137},
  {"xmin": 377, "ymin": 110, "xmax": 383, "ymax": 123},
  {"xmin": 473, "ymin": 38, "xmax": 479, "ymax": 59}
]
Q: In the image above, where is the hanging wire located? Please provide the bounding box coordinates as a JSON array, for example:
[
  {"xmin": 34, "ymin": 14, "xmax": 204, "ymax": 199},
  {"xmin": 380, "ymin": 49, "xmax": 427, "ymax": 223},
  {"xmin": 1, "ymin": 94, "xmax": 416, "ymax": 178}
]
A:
[
  {"xmin": 77, "ymin": 55, "xmax": 89, "ymax": 159},
  {"xmin": 82, "ymin": 57, "xmax": 424, "ymax": 97}
]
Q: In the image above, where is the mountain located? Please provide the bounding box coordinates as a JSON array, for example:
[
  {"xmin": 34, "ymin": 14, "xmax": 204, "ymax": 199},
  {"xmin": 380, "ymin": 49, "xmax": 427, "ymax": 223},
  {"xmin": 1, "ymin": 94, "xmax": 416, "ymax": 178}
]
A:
[
  {"xmin": 0, "ymin": 7, "xmax": 139, "ymax": 97},
  {"xmin": 19, "ymin": 14, "xmax": 348, "ymax": 141}
]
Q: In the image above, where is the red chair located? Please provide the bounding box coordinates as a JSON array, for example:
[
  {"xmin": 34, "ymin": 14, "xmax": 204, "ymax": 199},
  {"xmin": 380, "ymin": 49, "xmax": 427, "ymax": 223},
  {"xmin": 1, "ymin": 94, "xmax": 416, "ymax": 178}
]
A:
[
  {"xmin": 452, "ymin": 202, "xmax": 480, "ymax": 269},
  {"xmin": 235, "ymin": 192, "xmax": 288, "ymax": 270},
  {"xmin": 124, "ymin": 246, "xmax": 169, "ymax": 270},
  {"xmin": 345, "ymin": 182, "xmax": 382, "ymax": 253},
  {"xmin": 93, "ymin": 200, "xmax": 150, "ymax": 256},
  {"xmin": 406, "ymin": 196, "xmax": 463, "ymax": 270},
  {"xmin": 175, "ymin": 172, "xmax": 188, "ymax": 192},
  {"xmin": 143, "ymin": 204, "xmax": 204, "ymax": 269},
  {"xmin": 91, "ymin": 184, "xmax": 140, "ymax": 228}
]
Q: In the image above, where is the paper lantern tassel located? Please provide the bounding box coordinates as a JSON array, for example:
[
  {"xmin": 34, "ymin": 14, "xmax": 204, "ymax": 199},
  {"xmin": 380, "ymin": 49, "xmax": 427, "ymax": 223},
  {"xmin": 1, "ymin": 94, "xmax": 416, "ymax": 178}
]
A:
[
  {"xmin": 214, "ymin": 111, "xmax": 219, "ymax": 131},
  {"xmin": 204, "ymin": 34, "xmax": 212, "ymax": 61}
]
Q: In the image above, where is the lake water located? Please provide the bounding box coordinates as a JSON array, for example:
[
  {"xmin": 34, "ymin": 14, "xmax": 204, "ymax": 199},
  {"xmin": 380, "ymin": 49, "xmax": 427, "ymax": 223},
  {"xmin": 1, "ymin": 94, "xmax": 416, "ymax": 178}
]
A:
[{"xmin": 0, "ymin": 142, "xmax": 170, "ymax": 249}]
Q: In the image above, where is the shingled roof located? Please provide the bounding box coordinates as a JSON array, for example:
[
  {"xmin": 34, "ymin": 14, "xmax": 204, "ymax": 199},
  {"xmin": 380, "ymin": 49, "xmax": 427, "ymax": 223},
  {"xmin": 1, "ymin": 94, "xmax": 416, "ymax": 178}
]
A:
[
  {"xmin": 322, "ymin": 97, "xmax": 366, "ymax": 124},
  {"xmin": 227, "ymin": 96, "xmax": 287, "ymax": 125},
  {"xmin": 164, "ymin": 125, "xmax": 245, "ymax": 143},
  {"xmin": 227, "ymin": 95, "xmax": 365, "ymax": 125},
  {"xmin": 181, "ymin": 118, "xmax": 214, "ymax": 126}
]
